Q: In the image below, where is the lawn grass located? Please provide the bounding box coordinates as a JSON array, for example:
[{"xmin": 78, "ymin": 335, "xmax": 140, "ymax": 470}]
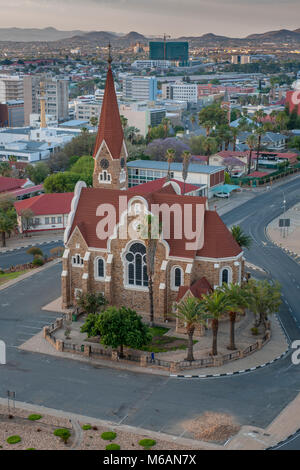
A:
[
  {"xmin": 0, "ymin": 270, "xmax": 30, "ymax": 286},
  {"xmin": 141, "ymin": 326, "xmax": 197, "ymax": 353}
]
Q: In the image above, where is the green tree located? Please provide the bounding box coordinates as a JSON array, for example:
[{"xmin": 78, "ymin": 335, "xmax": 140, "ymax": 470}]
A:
[
  {"xmin": 246, "ymin": 134, "xmax": 257, "ymax": 175},
  {"xmin": 165, "ymin": 148, "xmax": 175, "ymax": 181},
  {"xmin": 81, "ymin": 313, "xmax": 102, "ymax": 338},
  {"xmin": 70, "ymin": 155, "xmax": 94, "ymax": 185},
  {"xmin": 20, "ymin": 209, "xmax": 35, "ymax": 235},
  {"xmin": 27, "ymin": 246, "xmax": 43, "ymax": 258},
  {"xmin": 138, "ymin": 214, "xmax": 162, "ymax": 326},
  {"xmin": 182, "ymin": 150, "xmax": 191, "ymax": 194},
  {"xmin": 26, "ymin": 162, "xmax": 49, "ymax": 185},
  {"xmin": 44, "ymin": 172, "xmax": 84, "ymax": 193},
  {"xmin": 98, "ymin": 307, "xmax": 152, "ymax": 358},
  {"xmin": 77, "ymin": 292, "xmax": 107, "ymax": 314},
  {"xmin": 90, "ymin": 116, "xmax": 98, "ymax": 128},
  {"xmin": 0, "ymin": 162, "xmax": 11, "ymax": 177},
  {"xmin": 0, "ymin": 196, "xmax": 17, "ymax": 247},
  {"xmin": 175, "ymin": 297, "xmax": 206, "ymax": 361},
  {"xmin": 231, "ymin": 225, "xmax": 252, "ymax": 249},
  {"xmin": 198, "ymin": 104, "xmax": 227, "ymax": 136},
  {"xmin": 288, "ymin": 136, "xmax": 300, "ymax": 151},
  {"xmin": 247, "ymin": 280, "xmax": 282, "ymax": 330},
  {"xmin": 220, "ymin": 283, "xmax": 250, "ymax": 351},
  {"xmin": 200, "ymin": 290, "xmax": 232, "ymax": 356}
]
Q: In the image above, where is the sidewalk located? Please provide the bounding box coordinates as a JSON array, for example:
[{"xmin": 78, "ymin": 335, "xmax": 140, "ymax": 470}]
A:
[
  {"xmin": 0, "ymin": 231, "xmax": 63, "ymax": 253},
  {"xmin": 267, "ymin": 202, "xmax": 300, "ymax": 258}
]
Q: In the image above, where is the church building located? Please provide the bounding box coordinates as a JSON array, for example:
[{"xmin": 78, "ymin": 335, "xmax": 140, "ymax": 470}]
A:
[{"xmin": 61, "ymin": 59, "xmax": 245, "ymax": 321}]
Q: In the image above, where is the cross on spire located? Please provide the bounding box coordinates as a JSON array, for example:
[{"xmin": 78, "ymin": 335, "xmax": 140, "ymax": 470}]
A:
[{"xmin": 108, "ymin": 42, "xmax": 112, "ymax": 66}]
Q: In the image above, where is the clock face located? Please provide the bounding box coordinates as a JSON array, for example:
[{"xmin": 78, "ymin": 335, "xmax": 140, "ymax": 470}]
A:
[
  {"xmin": 100, "ymin": 159, "xmax": 109, "ymax": 169},
  {"xmin": 120, "ymin": 158, "xmax": 125, "ymax": 169}
]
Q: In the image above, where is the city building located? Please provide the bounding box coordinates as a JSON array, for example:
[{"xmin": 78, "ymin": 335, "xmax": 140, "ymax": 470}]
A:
[
  {"xmin": 0, "ymin": 75, "xmax": 24, "ymax": 102},
  {"xmin": 231, "ymin": 55, "xmax": 251, "ymax": 65},
  {"xmin": 149, "ymin": 41, "xmax": 189, "ymax": 66},
  {"xmin": 15, "ymin": 192, "xmax": 73, "ymax": 233},
  {"xmin": 122, "ymin": 76, "xmax": 158, "ymax": 101},
  {"xmin": 127, "ymin": 160, "xmax": 225, "ymax": 198},
  {"xmin": 23, "ymin": 75, "xmax": 69, "ymax": 126},
  {"xmin": 131, "ymin": 60, "xmax": 172, "ymax": 70},
  {"xmin": 0, "ymin": 100, "xmax": 24, "ymax": 127},
  {"xmin": 119, "ymin": 102, "xmax": 166, "ymax": 137},
  {"xmin": 61, "ymin": 61, "xmax": 244, "ymax": 316},
  {"xmin": 161, "ymin": 82, "xmax": 198, "ymax": 103}
]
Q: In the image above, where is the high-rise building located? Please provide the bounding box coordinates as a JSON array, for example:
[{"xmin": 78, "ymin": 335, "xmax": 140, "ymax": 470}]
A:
[
  {"xmin": 122, "ymin": 76, "xmax": 158, "ymax": 101},
  {"xmin": 0, "ymin": 76, "xmax": 24, "ymax": 102},
  {"xmin": 162, "ymin": 82, "xmax": 198, "ymax": 103},
  {"xmin": 149, "ymin": 41, "xmax": 189, "ymax": 66},
  {"xmin": 23, "ymin": 75, "xmax": 69, "ymax": 126},
  {"xmin": 0, "ymin": 100, "xmax": 24, "ymax": 128}
]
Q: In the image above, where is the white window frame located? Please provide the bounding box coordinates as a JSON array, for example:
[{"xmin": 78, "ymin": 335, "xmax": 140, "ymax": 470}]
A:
[
  {"xmin": 98, "ymin": 170, "xmax": 112, "ymax": 184},
  {"xmin": 94, "ymin": 256, "xmax": 106, "ymax": 281},
  {"xmin": 171, "ymin": 265, "xmax": 184, "ymax": 291},
  {"xmin": 72, "ymin": 253, "xmax": 84, "ymax": 267},
  {"xmin": 123, "ymin": 241, "xmax": 149, "ymax": 292},
  {"xmin": 220, "ymin": 267, "xmax": 232, "ymax": 286}
]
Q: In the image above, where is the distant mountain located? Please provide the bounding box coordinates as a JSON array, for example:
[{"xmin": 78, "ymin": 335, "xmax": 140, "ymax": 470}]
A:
[
  {"xmin": 0, "ymin": 27, "xmax": 87, "ymax": 42},
  {"xmin": 246, "ymin": 28, "xmax": 300, "ymax": 42}
]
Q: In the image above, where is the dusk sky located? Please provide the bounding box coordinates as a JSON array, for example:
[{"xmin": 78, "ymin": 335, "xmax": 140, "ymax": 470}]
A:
[{"xmin": 0, "ymin": 0, "xmax": 299, "ymax": 37}]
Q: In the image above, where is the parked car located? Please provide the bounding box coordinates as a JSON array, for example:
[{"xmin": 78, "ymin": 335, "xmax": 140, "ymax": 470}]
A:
[{"xmin": 215, "ymin": 192, "xmax": 230, "ymax": 198}]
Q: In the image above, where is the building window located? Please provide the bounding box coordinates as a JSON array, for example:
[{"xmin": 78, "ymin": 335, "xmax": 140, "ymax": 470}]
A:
[
  {"xmin": 171, "ymin": 266, "xmax": 184, "ymax": 291},
  {"xmin": 125, "ymin": 242, "xmax": 148, "ymax": 288},
  {"xmin": 72, "ymin": 254, "xmax": 84, "ymax": 267},
  {"xmin": 99, "ymin": 170, "xmax": 111, "ymax": 183},
  {"xmin": 57, "ymin": 216, "xmax": 62, "ymax": 224},
  {"xmin": 94, "ymin": 257, "xmax": 105, "ymax": 280},
  {"xmin": 220, "ymin": 267, "xmax": 232, "ymax": 285},
  {"xmin": 51, "ymin": 217, "xmax": 56, "ymax": 224},
  {"xmin": 45, "ymin": 217, "xmax": 49, "ymax": 224},
  {"xmin": 34, "ymin": 218, "xmax": 40, "ymax": 225}
]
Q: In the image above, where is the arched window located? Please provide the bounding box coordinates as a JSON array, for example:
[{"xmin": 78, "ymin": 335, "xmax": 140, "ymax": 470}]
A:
[
  {"xmin": 94, "ymin": 257, "xmax": 105, "ymax": 280},
  {"xmin": 125, "ymin": 242, "xmax": 148, "ymax": 288},
  {"xmin": 171, "ymin": 266, "xmax": 184, "ymax": 291},
  {"xmin": 220, "ymin": 267, "xmax": 232, "ymax": 285}
]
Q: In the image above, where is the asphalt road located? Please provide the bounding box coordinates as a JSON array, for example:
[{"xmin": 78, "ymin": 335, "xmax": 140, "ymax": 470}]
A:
[
  {"xmin": 0, "ymin": 177, "xmax": 300, "ymax": 449},
  {"xmin": 0, "ymin": 241, "xmax": 63, "ymax": 270}
]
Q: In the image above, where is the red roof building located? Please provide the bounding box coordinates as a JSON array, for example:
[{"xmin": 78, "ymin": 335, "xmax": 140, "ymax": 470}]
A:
[
  {"xmin": 14, "ymin": 193, "xmax": 73, "ymax": 233},
  {"xmin": 61, "ymin": 60, "xmax": 245, "ymax": 322}
]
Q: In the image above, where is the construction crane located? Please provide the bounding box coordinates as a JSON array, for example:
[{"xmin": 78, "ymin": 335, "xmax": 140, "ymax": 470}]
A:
[{"xmin": 163, "ymin": 33, "xmax": 171, "ymax": 62}]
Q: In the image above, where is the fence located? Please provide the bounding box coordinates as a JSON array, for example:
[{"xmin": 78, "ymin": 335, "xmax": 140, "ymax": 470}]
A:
[{"xmin": 43, "ymin": 319, "xmax": 271, "ymax": 372}]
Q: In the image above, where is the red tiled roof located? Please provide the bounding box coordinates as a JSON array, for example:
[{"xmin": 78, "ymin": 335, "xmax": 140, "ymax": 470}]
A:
[
  {"xmin": 128, "ymin": 178, "xmax": 201, "ymax": 196},
  {"xmin": 93, "ymin": 66, "xmax": 124, "ymax": 160},
  {"xmin": 177, "ymin": 277, "xmax": 213, "ymax": 302},
  {"xmin": 14, "ymin": 184, "xmax": 43, "ymax": 198},
  {"xmin": 196, "ymin": 210, "xmax": 242, "ymax": 259},
  {"xmin": 248, "ymin": 171, "xmax": 270, "ymax": 178},
  {"xmin": 0, "ymin": 176, "xmax": 27, "ymax": 193},
  {"xmin": 14, "ymin": 193, "xmax": 73, "ymax": 216}
]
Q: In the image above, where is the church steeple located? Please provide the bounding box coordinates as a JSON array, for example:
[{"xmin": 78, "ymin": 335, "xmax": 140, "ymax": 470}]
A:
[{"xmin": 93, "ymin": 46, "xmax": 128, "ymax": 190}]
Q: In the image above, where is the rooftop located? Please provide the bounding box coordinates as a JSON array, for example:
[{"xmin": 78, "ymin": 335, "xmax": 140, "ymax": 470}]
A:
[{"xmin": 127, "ymin": 160, "xmax": 225, "ymax": 174}]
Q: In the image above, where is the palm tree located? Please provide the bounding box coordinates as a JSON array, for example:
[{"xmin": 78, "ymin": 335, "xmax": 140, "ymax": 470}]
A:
[
  {"xmin": 220, "ymin": 284, "xmax": 249, "ymax": 350},
  {"xmin": 182, "ymin": 151, "xmax": 191, "ymax": 194},
  {"xmin": 246, "ymin": 134, "xmax": 257, "ymax": 175},
  {"xmin": 231, "ymin": 225, "xmax": 252, "ymax": 250},
  {"xmin": 200, "ymin": 290, "xmax": 232, "ymax": 356},
  {"xmin": 190, "ymin": 115, "xmax": 196, "ymax": 130},
  {"xmin": 231, "ymin": 127, "xmax": 239, "ymax": 151},
  {"xmin": 254, "ymin": 126, "xmax": 266, "ymax": 172},
  {"xmin": 161, "ymin": 118, "xmax": 171, "ymax": 138},
  {"xmin": 247, "ymin": 279, "xmax": 282, "ymax": 330},
  {"xmin": 175, "ymin": 297, "xmax": 205, "ymax": 362},
  {"xmin": 202, "ymin": 137, "xmax": 218, "ymax": 165},
  {"xmin": 120, "ymin": 115, "xmax": 128, "ymax": 130},
  {"xmin": 138, "ymin": 214, "xmax": 162, "ymax": 326},
  {"xmin": 165, "ymin": 148, "xmax": 175, "ymax": 181}
]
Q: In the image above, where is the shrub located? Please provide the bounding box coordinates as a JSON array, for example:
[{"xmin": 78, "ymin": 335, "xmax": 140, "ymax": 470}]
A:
[
  {"xmin": 139, "ymin": 438, "xmax": 156, "ymax": 449},
  {"xmin": 7, "ymin": 435, "xmax": 21, "ymax": 444},
  {"xmin": 82, "ymin": 424, "xmax": 92, "ymax": 430},
  {"xmin": 28, "ymin": 414, "xmax": 42, "ymax": 421},
  {"xmin": 53, "ymin": 428, "xmax": 71, "ymax": 444},
  {"xmin": 32, "ymin": 256, "xmax": 44, "ymax": 267},
  {"xmin": 251, "ymin": 327, "xmax": 259, "ymax": 336},
  {"xmin": 27, "ymin": 247, "xmax": 43, "ymax": 257},
  {"xmin": 101, "ymin": 431, "xmax": 117, "ymax": 441},
  {"xmin": 26, "ymin": 448, "xmax": 36, "ymax": 450},
  {"xmin": 50, "ymin": 246, "xmax": 64, "ymax": 258},
  {"xmin": 106, "ymin": 443, "xmax": 120, "ymax": 450}
]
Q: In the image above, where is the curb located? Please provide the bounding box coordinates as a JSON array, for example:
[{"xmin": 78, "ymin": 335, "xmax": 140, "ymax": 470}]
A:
[
  {"xmin": 0, "ymin": 258, "xmax": 62, "ymax": 291},
  {"xmin": 170, "ymin": 349, "xmax": 290, "ymax": 379},
  {"xmin": 266, "ymin": 428, "xmax": 300, "ymax": 450},
  {"xmin": 0, "ymin": 239, "xmax": 63, "ymax": 254}
]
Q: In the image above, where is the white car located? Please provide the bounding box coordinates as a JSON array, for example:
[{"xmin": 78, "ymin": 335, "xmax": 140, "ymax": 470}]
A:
[{"xmin": 215, "ymin": 192, "xmax": 230, "ymax": 198}]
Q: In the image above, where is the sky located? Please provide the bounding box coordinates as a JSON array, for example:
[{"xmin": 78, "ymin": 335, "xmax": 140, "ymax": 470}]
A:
[{"xmin": 0, "ymin": 0, "xmax": 299, "ymax": 37}]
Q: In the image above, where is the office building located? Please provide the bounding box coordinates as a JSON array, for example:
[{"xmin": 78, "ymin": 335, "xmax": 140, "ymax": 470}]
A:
[
  {"xmin": 149, "ymin": 41, "xmax": 189, "ymax": 66},
  {"xmin": 122, "ymin": 76, "xmax": 158, "ymax": 101},
  {"xmin": 0, "ymin": 76, "xmax": 24, "ymax": 102},
  {"xmin": 119, "ymin": 102, "xmax": 166, "ymax": 137},
  {"xmin": 0, "ymin": 100, "xmax": 24, "ymax": 127},
  {"xmin": 162, "ymin": 82, "xmax": 198, "ymax": 103}
]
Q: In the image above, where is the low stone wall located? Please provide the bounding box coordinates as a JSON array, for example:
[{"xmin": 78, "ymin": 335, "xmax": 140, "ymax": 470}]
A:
[{"xmin": 43, "ymin": 320, "xmax": 271, "ymax": 372}]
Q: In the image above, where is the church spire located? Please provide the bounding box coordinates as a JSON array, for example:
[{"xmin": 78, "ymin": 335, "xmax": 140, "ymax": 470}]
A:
[{"xmin": 93, "ymin": 45, "xmax": 124, "ymax": 160}]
